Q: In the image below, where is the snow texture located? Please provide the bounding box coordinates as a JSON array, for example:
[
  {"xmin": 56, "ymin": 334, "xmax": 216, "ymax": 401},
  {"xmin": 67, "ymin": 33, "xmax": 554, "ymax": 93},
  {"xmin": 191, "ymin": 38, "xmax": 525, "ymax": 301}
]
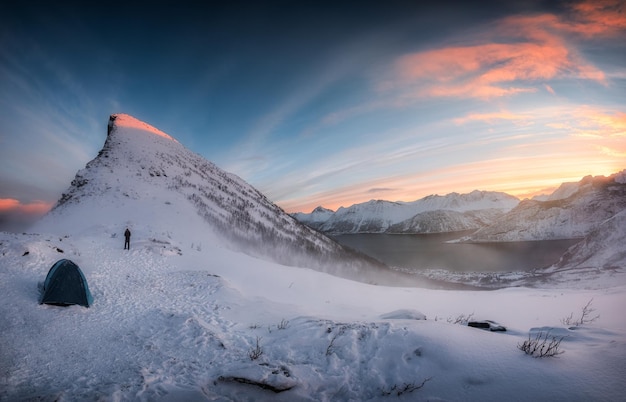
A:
[{"xmin": 1, "ymin": 115, "xmax": 625, "ymax": 401}]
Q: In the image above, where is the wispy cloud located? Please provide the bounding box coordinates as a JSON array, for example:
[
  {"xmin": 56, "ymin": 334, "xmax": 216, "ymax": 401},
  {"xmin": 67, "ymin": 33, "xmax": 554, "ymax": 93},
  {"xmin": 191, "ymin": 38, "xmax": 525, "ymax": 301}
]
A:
[
  {"xmin": 386, "ymin": 15, "xmax": 607, "ymax": 101},
  {"xmin": 598, "ymin": 146, "xmax": 626, "ymax": 157},
  {"xmin": 549, "ymin": 105, "xmax": 626, "ymax": 162},
  {"xmin": 225, "ymin": 67, "xmax": 350, "ymax": 177},
  {"xmin": 367, "ymin": 187, "xmax": 395, "ymax": 194},
  {"xmin": 549, "ymin": 106, "xmax": 626, "ymax": 138},
  {"xmin": 232, "ymin": 32, "xmax": 393, "ymax": 164},
  {"xmin": 453, "ymin": 111, "xmax": 528, "ymax": 125},
  {"xmin": 0, "ymin": 35, "xmax": 106, "ymax": 199},
  {"xmin": 544, "ymin": 84, "xmax": 556, "ymax": 95},
  {"xmin": 567, "ymin": 0, "xmax": 626, "ymax": 36}
]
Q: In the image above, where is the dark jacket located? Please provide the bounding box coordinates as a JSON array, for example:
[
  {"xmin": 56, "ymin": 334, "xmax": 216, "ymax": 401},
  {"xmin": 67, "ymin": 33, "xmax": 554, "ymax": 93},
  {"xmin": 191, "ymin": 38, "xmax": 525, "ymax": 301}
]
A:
[{"xmin": 124, "ymin": 229, "xmax": 131, "ymax": 239}]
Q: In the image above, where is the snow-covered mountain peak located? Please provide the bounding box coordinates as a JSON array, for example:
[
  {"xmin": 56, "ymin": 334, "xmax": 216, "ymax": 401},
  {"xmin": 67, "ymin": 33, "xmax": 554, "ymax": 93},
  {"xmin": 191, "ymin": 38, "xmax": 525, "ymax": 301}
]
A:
[
  {"xmin": 411, "ymin": 190, "xmax": 519, "ymax": 211},
  {"xmin": 40, "ymin": 114, "xmax": 196, "ymax": 224},
  {"xmin": 313, "ymin": 206, "xmax": 334, "ymax": 213},
  {"xmin": 616, "ymin": 169, "xmax": 626, "ymax": 184},
  {"xmin": 290, "ymin": 206, "xmax": 335, "ymax": 229},
  {"xmin": 33, "ymin": 114, "xmax": 394, "ymax": 282}
]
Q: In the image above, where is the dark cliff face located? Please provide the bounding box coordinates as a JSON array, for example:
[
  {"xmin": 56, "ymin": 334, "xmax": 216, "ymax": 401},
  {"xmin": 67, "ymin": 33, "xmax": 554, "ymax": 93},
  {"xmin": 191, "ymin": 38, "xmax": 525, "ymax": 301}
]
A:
[{"xmin": 107, "ymin": 114, "xmax": 117, "ymax": 136}]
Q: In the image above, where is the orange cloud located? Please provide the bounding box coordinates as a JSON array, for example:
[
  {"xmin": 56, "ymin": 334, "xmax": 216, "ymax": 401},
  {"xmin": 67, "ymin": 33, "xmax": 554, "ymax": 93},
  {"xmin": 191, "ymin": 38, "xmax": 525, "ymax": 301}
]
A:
[
  {"xmin": 557, "ymin": 106, "xmax": 626, "ymax": 138},
  {"xmin": 568, "ymin": 0, "xmax": 626, "ymax": 36},
  {"xmin": 394, "ymin": 39, "xmax": 602, "ymax": 100},
  {"xmin": 387, "ymin": 1, "xmax": 615, "ymax": 101},
  {"xmin": 544, "ymin": 84, "xmax": 556, "ymax": 95},
  {"xmin": 307, "ymin": 1, "xmax": 620, "ymax": 134},
  {"xmin": 598, "ymin": 146, "xmax": 626, "ymax": 157},
  {"xmin": 0, "ymin": 199, "xmax": 53, "ymax": 215},
  {"xmin": 0, "ymin": 199, "xmax": 20, "ymax": 211}
]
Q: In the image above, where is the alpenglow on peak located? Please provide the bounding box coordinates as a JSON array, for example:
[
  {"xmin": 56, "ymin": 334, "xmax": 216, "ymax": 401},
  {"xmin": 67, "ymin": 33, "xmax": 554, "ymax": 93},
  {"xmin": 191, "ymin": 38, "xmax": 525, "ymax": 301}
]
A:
[{"xmin": 108, "ymin": 113, "xmax": 178, "ymax": 142}]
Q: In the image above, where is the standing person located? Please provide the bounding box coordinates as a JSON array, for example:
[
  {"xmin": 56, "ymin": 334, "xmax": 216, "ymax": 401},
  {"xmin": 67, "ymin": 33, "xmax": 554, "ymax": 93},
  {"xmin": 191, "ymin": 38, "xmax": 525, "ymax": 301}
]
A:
[{"xmin": 124, "ymin": 228, "xmax": 131, "ymax": 250}]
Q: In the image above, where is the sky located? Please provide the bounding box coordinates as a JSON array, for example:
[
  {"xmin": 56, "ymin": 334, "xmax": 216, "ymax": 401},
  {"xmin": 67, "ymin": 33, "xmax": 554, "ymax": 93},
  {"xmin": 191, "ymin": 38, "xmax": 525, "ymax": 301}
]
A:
[{"xmin": 1, "ymin": 0, "xmax": 625, "ymax": 231}]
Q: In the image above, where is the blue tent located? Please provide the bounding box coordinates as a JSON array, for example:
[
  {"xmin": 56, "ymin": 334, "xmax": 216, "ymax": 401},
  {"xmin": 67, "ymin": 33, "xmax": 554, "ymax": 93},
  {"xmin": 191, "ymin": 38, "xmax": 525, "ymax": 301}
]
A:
[{"xmin": 40, "ymin": 259, "xmax": 93, "ymax": 307}]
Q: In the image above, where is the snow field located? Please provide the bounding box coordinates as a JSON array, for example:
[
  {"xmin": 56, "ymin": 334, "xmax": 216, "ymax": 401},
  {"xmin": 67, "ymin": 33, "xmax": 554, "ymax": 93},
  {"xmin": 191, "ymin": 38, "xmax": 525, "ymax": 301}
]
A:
[{"xmin": 2, "ymin": 230, "xmax": 625, "ymax": 401}]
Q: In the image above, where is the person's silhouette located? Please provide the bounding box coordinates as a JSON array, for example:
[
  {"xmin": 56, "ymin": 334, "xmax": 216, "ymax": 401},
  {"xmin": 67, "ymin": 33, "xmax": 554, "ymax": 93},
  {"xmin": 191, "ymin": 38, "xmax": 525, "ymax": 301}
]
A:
[{"xmin": 124, "ymin": 228, "xmax": 131, "ymax": 250}]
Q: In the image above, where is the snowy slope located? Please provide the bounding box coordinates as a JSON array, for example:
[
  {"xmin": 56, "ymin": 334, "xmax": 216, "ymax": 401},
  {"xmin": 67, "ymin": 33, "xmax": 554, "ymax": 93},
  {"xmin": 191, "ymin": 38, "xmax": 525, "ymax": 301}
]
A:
[
  {"xmin": 1, "ymin": 227, "xmax": 626, "ymax": 401},
  {"xmin": 468, "ymin": 172, "xmax": 626, "ymax": 242},
  {"xmin": 34, "ymin": 114, "xmax": 397, "ymax": 283},
  {"xmin": 321, "ymin": 199, "xmax": 413, "ymax": 233},
  {"xmin": 386, "ymin": 208, "xmax": 505, "ymax": 234},
  {"xmin": 552, "ymin": 210, "xmax": 626, "ymax": 271},
  {"xmin": 405, "ymin": 190, "xmax": 519, "ymax": 212},
  {"xmin": 532, "ymin": 181, "xmax": 580, "ymax": 201},
  {"xmin": 295, "ymin": 190, "xmax": 519, "ymax": 234}
]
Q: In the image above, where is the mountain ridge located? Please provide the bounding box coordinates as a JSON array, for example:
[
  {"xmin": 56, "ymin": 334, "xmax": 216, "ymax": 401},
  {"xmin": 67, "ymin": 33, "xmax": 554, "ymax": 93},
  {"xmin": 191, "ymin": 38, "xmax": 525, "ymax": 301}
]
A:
[
  {"xmin": 293, "ymin": 171, "xmax": 626, "ymax": 240},
  {"xmin": 293, "ymin": 190, "xmax": 519, "ymax": 234},
  {"xmin": 467, "ymin": 171, "xmax": 626, "ymax": 242},
  {"xmin": 35, "ymin": 114, "xmax": 400, "ymax": 283}
]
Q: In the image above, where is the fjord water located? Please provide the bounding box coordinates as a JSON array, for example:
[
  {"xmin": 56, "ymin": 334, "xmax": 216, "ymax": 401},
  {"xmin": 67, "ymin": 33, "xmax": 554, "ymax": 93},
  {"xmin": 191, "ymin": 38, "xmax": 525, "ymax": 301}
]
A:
[{"xmin": 332, "ymin": 232, "xmax": 581, "ymax": 273}]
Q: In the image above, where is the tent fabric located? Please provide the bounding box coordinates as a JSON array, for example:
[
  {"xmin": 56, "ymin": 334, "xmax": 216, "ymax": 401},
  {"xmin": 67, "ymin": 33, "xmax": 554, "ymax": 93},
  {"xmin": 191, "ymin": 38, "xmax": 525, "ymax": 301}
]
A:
[{"xmin": 41, "ymin": 259, "xmax": 93, "ymax": 307}]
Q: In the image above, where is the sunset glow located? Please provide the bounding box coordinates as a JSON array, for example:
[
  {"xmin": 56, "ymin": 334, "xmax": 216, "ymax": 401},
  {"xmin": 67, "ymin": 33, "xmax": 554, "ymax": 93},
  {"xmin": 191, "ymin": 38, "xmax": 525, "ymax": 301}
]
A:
[
  {"xmin": 0, "ymin": 1, "xmax": 624, "ymax": 229},
  {"xmin": 0, "ymin": 199, "xmax": 52, "ymax": 214},
  {"xmin": 113, "ymin": 114, "xmax": 178, "ymax": 142},
  {"xmin": 0, "ymin": 199, "xmax": 53, "ymax": 230}
]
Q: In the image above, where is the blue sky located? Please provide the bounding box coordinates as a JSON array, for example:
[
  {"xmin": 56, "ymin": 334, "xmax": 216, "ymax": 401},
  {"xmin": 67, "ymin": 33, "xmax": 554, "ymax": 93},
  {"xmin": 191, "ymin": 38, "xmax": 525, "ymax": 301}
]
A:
[{"xmin": 1, "ymin": 0, "xmax": 625, "ymax": 231}]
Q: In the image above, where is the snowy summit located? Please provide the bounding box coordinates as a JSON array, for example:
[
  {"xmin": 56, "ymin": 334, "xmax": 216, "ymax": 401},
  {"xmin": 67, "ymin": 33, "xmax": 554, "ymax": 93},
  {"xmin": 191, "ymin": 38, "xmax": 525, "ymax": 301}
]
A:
[
  {"xmin": 36, "ymin": 114, "xmax": 396, "ymax": 284},
  {"xmin": 1, "ymin": 114, "xmax": 625, "ymax": 401}
]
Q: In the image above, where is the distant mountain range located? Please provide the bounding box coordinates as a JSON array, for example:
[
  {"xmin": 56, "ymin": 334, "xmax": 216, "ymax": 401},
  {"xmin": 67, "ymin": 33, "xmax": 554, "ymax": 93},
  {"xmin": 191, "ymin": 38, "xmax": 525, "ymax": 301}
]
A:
[
  {"xmin": 293, "ymin": 170, "xmax": 626, "ymax": 276},
  {"xmin": 292, "ymin": 190, "xmax": 520, "ymax": 234},
  {"xmin": 293, "ymin": 172, "xmax": 626, "ymax": 240}
]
